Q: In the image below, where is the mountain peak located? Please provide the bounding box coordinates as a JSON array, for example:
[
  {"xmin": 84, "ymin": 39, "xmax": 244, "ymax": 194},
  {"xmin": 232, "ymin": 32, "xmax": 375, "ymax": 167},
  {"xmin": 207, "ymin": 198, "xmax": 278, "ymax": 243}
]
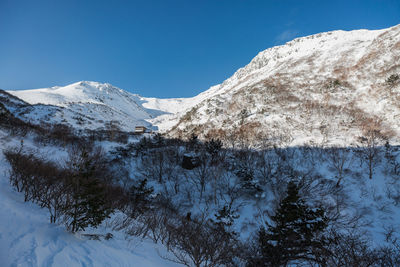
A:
[
  {"xmin": 6, "ymin": 81, "xmax": 157, "ymax": 131},
  {"xmin": 165, "ymin": 24, "xmax": 400, "ymax": 146},
  {"xmin": 69, "ymin": 81, "xmax": 120, "ymax": 93},
  {"xmin": 5, "ymin": 24, "xmax": 400, "ymax": 146},
  {"xmin": 217, "ymin": 26, "xmax": 389, "ymax": 95}
]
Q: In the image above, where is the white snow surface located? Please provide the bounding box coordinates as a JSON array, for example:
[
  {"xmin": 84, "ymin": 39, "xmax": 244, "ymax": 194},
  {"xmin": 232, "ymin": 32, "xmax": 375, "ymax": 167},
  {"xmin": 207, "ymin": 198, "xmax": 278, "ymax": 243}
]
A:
[
  {"xmin": 2, "ymin": 130, "xmax": 400, "ymax": 266},
  {"xmin": 0, "ymin": 133, "xmax": 180, "ymax": 267},
  {"xmin": 8, "ymin": 81, "xmax": 158, "ymax": 131},
  {"xmin": 7, "ymin": 80, "xmax": 214, "ymax": 133}
]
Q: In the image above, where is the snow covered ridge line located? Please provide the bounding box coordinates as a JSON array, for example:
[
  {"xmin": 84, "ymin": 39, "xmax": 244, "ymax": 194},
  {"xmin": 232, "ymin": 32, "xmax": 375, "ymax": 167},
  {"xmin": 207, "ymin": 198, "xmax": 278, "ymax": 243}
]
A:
[
  {"xmin": 6, "ymin": 81, "xmax": 155, "ymax": 132},
  {"xmin": 166, "ymin": 24, "xmax": 400, "ymax": 145},
  {"xmin": 6, "ymin": 80, "xmax": 208, "ymax": 133},
  {"xmin": 215, "ymin": 26, "xmax": 387, "ymax": 93},
  {"xmin": 6, "ymin": 24, "xmax": 400, "ymax": 146}
]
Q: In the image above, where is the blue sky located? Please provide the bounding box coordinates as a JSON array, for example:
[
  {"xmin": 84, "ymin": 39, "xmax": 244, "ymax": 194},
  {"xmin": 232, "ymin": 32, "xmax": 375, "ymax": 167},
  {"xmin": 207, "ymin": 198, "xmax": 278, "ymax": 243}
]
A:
[{"xmin": 0, "ymin": 0, "xmax": 399, "ymax": 97}]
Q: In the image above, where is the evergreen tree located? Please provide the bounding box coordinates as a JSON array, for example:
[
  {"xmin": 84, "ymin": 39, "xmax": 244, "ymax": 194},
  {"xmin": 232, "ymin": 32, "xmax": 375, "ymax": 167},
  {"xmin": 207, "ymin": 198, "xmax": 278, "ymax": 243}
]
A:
[
  {"xmin": 188, "ymin": 133, "xmax": 199, "ymax": 150},
  {"xmin": 64, "ymin": 150, "xmax": 113, "ymax": 233},
  {"xmin": 129, "ymin": 178, "xmax": 154, "ymax": 217},
  {"xmin": 66, "ymin": 177, "xmax": 111, "ymax": 232},
  {"xmin": 152, "ymin": 133, "xmax": 164, "ymax": 147},
  {"xmin": 249, "ymin": 181, "xmax": 328, "ymax": 266},
  {"xmin": 205, "ymin": 138, "xmax": 223, "ymax": 163}
]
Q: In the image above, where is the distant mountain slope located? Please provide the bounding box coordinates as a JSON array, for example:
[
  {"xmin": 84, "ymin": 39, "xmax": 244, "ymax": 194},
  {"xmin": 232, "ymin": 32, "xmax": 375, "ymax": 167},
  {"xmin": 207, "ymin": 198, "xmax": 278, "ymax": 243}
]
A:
[
  {"xmin": 0, "ymin": 89, "xmax": 65, "ymax": 128},
  {"xmin": 7, "ymin": 24, "xmax": 400, "ymax": 146},
  {"xmin": 6, "ymin": 80, "xmax": 212, "ymax": 133},
  {"xmin": 163, "ymin": 24, "xmax": 400, "ymax": 146},
  {"xmin": 8, "ymin": 81, "xmax": 167, "ymax": 132}
]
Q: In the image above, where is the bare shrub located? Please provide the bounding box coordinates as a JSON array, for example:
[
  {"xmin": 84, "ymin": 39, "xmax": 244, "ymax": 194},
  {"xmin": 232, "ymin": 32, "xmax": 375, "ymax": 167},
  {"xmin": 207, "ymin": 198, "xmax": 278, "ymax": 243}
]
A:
[
  {"xmin": 4, "ymin": 148, "xmax": 67, "ymax": 223},
  {"xmin": 139, "ymin": 146, "xmax": 178, "ymax": 183},
  {"xmin": 358, "ymin": 119, "xmax": 388, "ymax": 179},
  {"xmin": 163, "ymin": 215, "xmax": 240, "ymax": 267},
  {"xmin": 326, "ymin": 147, "xmax": 352, "ymax": 186}
]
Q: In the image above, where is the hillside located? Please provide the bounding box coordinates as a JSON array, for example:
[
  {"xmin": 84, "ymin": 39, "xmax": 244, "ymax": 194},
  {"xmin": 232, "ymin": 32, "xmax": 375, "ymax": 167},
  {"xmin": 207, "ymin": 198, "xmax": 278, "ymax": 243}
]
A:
[
  {"xmin": 7, "ymin": 81, "xmax": 166, "ymax": 132},
  {"xmin": 0, "ymin": 131, "xmax": 180, "ymax": 267},
  {"xmin": 2, "ymin": 24, "xmax": 400, "ymax": 266},
  {"xmin": 163, "ymin": 24, "xmax": 400, "ymax": 146},
  {"xmin": 6, "ymin": 80, "xmax": 220, "ymax": 134},
  {"xmin": 1, "ymin": 115, "xmax": 400, "ymax": 266},
  {"xmin": 7, "ymin": 24, "xmax": 400, "ymax": 147}
]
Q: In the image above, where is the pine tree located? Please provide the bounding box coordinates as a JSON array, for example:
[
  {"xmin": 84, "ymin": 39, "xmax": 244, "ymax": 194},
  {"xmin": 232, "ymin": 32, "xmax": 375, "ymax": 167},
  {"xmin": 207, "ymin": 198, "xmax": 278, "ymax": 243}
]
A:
[
  {"xmin": 128, "ymin": 178, "xmax": 154, "ymax": 217},
  {"xmin": 64, "ymin": 150, "xmax": 113, "ymax": 233},
  {"xmin": 250, "ymin": 181, "xmax": 328, "ymax": 266},
  {"xmin": 67, "ymin": 178, "xmax": 111, "ymax": 232},
  {"xmin": 188, "ymin": 133, "xmax": 199, "ymax": 150},
  {"xmin": 152, "ymin": 133, "xmax": 164, "ymax": 147},
  {"xmin": 205, "ymin": 138, "xmax": 223, "ymax": 163}
]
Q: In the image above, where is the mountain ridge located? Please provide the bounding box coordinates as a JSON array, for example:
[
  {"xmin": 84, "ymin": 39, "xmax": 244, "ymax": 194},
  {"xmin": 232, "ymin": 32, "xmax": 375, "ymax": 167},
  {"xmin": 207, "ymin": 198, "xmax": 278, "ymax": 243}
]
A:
[
  {"xmin": 6, "ymin": 24, "xmax": 400, "ymax": 146},
  {"xmin": 165, "ymin": 24, "xmax": 400, "ymax": 146}
]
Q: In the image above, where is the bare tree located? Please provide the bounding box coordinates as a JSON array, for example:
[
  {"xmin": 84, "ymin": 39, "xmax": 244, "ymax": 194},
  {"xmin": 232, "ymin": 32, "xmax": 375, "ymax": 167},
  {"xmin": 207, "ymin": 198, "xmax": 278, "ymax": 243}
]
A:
[
  {"xmin": 321, "ymin": 230, "xmax": 400, "ymax": 267},
  {"xmin": 357, "ymin": 117, "xmax": 393, "ymax": 179},
  {"xmin": 139, "ymin": 147, "xmax": 177, "ymax": 183},
  {"xmin": 359, "ymin": 129, "xmax": 383, "ymax": 180},
  {"xmin": 41, "ymin": 178, "xmax": 67, "ymax": 223},
  {"xmin": 105, "ymin": 120, "xmax": 121, "ymax": 141},
  {"xmin": 256, "ymin": 148, "xmax": 278, "ymax": 184},
  {"xmin": 162, "ymin": 215, "xmax": 239, "ymax": 267},
  {"xmin": 326, "ymin": 147, "xmax": 352, "ymax": 186},
  {"xmin": 190, "ymin": 151, "xmax": 211, "ymax": 203},
  {"xmin": 215, "ymin": 173, "xmax": 243, "ymax": 211}
]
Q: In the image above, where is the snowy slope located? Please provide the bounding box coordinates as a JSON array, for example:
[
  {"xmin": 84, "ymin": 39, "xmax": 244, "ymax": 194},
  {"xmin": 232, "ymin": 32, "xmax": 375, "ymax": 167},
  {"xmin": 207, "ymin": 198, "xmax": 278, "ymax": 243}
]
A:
[
  {"xmin": 0, "ymin": 132, "xmax": 180, "ymax": 267},
  {"xmin": 164, "ymin": 24, "xmax": 400, "ymax": 146},
  {"xmin": 8, "ymin": 81, "xmax": 168, "ymax": 132},
  {"xmin": 7, "ymin": 80, "xmax": 213, "ymax": 133},
  {"xmin": 7, "ymin": 24, "xmax": 400, "ymax": 146},
  {"xmin": 2, "ymin": 24, "xmax": 400, "ymax": 267}
]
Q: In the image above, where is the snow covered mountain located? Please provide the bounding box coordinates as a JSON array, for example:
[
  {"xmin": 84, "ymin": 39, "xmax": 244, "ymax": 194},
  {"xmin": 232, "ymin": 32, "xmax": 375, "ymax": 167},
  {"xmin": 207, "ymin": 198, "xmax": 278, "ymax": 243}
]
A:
[
  {"xmin": 165, "ymin": 24, "xmax": 400, "ymax": 146},
  {"xmin": 7, "ymin": 24, "xmax": 400, "ymax": 146},
  {"xmin": 4, "ymin": 80, "xmax": 215, "ymax": 133},
  {"xmin": 2, "ymin": 24, "xmax": 400, "ymax": 266},
  {"xmin": 7, "ymin": 81, "xmax": 164, "ymax": 132}
]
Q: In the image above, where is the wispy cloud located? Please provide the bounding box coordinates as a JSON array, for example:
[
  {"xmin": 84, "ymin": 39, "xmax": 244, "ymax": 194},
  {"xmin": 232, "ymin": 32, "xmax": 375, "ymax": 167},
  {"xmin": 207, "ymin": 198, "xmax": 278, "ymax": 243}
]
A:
[{"xmin": 275, "ymin": 29, "xmax": 299, "ymax": 44}]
